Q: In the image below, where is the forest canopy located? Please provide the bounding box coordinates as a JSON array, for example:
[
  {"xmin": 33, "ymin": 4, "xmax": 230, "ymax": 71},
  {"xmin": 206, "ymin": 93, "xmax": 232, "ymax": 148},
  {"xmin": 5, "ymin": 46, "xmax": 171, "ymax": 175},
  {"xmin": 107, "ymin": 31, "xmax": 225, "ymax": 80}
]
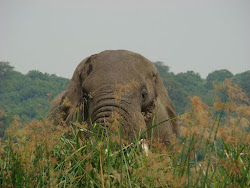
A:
[
  {"xmin": 0, "ymin": 61, "xmax": 249, "ymax": 137},
  {"xmin": 0, "ymin": 62, "xmax": 69, "ymax": 137}
]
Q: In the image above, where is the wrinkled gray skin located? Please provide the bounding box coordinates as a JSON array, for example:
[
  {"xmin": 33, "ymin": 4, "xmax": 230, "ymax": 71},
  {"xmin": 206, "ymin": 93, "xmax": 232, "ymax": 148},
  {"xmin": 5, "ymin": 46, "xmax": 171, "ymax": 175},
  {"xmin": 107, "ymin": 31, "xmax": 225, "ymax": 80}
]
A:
[{"xmin": 51, "ymin": 50, "xmax": 177, "ymax": 144}]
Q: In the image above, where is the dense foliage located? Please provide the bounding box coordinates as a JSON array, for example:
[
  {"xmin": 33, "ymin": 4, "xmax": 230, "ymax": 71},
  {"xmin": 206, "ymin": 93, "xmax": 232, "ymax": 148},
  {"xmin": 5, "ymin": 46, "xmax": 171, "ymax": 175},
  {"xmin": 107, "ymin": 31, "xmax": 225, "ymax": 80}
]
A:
[
  {"xmin": 0, "ymin": 61, "xmax": 249, "ymax": 137},
  {"xmin": 154, "ymin": 61, "xmax": 250, "ymax": 114},
  {"xmin": 0, "ymin": 62, "xmax": 69, "ymax": 137}
]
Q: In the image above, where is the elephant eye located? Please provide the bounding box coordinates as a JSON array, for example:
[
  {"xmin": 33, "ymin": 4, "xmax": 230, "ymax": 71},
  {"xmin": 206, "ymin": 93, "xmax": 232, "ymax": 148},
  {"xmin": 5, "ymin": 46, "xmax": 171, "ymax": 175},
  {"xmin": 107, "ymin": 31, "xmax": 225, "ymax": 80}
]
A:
[
  {"xmin": 82, "ymin": 88, "xmax": 89, "ymax": 98},
  {"xmin": 141, "ymin": 89, "xmax": 148, "ymax": 100}
]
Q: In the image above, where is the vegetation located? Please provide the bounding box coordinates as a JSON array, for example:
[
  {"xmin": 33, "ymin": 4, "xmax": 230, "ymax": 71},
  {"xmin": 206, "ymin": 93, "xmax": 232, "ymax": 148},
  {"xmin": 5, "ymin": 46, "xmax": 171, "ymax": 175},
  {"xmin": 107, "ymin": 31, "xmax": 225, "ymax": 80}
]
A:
[
  {"xmin": 0, "ymin": 62, "xmax": 69, "ymax": 137},
  {"xmin": 0, "ymin": 80, "xmax": 249, "ymax": 187},
  {"xmin": 0, "ymin": 61, "xmax": 249, "ymax": 187},
  {"xmin": 154, "ymin": 61, "xmax": 250, "ymax": 113}
]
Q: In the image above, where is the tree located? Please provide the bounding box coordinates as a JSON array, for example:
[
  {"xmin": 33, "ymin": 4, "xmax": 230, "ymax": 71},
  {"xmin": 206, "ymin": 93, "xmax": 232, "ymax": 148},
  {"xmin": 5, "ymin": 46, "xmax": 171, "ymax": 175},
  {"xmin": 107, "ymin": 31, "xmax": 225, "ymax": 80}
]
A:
[
  {"xmin": 234, "ymin": 71, "xmax": 250, "ymax": 98},
  {"xmin": 206, "ymin": 69, "xmax": 233, "ymax": 89},
  {"xmin": 163, "ymin": 76, "xmax": 188, "ymax": 114},
  {"xmin": 154, "ymin": 61, "xmax": 170, "ymax": 78},
  {"xmin": 176, "ymin": 71, "xmax": 207, "ymax": 96},
  {"xmin": 0, "ymin": 62, "xmax": 14, "ymax": 78},
  {"xmin": 0, "ymin": 63, "xmax": 70, "ymax": 137}
]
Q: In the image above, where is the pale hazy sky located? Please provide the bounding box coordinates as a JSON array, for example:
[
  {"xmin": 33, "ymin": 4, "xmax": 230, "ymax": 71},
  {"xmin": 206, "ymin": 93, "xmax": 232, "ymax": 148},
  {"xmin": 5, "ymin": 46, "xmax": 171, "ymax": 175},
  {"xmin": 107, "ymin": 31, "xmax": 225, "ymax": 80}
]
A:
[{"xmin": 1, "ymin": 0, "xmax": 249, "ymax": 78}]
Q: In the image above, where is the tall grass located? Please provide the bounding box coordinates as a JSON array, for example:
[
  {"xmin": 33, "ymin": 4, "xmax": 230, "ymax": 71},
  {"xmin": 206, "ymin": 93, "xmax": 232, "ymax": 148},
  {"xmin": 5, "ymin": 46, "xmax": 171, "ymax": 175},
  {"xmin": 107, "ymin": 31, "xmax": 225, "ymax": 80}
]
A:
[{"xmin": 0, "ymin": 80, "xmax": 249, "ymax": 187}]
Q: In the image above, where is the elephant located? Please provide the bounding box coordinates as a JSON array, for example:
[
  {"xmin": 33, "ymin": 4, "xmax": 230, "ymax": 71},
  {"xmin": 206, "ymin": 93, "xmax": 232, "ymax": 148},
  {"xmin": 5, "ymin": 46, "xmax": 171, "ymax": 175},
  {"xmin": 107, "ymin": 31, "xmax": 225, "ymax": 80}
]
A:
[{"xmin": 51, "ymin": 50, "xmax": 177, "ymax": 145}]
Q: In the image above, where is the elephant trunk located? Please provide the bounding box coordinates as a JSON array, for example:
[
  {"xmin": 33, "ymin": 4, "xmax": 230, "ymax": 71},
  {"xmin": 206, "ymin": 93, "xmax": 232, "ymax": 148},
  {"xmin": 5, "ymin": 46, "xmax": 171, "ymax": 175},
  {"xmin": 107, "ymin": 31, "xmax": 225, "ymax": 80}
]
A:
[
  {"xmin": 91, "ymin": 99, "xmax": 130, "ymax": 127},
  {"xmin": 89, "ymin": 90, "xmax": 135, "ymax": 137}
]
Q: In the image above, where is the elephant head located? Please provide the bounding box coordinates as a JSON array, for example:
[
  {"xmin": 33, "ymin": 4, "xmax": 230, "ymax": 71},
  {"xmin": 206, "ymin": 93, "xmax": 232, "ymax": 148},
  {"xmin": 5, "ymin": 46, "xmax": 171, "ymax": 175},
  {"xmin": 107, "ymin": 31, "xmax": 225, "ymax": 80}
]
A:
[{"xmin": 51, "ymin": 50, "xmax": 177, "ymax": 144}]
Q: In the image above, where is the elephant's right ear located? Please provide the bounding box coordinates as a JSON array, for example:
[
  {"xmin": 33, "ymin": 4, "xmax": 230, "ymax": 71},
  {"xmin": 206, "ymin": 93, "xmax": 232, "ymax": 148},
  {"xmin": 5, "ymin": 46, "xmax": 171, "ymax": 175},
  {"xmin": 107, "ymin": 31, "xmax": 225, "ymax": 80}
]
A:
[{"xmin": 49, "ymin": 90, "xmax": 67, "ymax": 123}]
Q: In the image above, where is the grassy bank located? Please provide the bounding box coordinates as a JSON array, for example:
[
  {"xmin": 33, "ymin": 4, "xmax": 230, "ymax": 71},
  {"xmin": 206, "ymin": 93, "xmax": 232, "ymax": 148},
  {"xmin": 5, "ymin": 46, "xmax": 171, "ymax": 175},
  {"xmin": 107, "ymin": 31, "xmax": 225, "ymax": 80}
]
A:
[{"xmin": 0, "ymin": 81, "xmax": 249, "ymax": 187}]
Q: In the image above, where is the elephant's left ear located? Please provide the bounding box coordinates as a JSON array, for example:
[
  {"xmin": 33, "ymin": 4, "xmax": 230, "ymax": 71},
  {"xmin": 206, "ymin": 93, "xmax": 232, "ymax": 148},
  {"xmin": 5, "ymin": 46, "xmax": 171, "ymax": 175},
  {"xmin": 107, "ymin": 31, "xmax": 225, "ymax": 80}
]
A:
[
  {"xmin": 49, "ymin": 55, "xmax": 95, "ymax": 124},
  {"xmin": 64, "ymin": 55, "xmax": 94, "ymax": 107},
  {"xmin": 153, "ymin": 72, "xmax": 178, "ymax": 135}
]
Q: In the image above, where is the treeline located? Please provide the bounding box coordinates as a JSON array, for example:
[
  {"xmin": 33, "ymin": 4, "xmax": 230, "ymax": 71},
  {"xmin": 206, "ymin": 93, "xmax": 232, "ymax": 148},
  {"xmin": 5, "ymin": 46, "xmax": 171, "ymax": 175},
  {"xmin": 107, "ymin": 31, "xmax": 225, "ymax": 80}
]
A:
[
  {"xmin": 154, "ymin": 62, "xmax": 250, "ymax": 114},
  {"xmin": 0, "ymin": 62, "xmax": 69, "ymax": 137},
  {"xmin": 0, "ymin": 61, "xmax": 249, "ymax": 137},
  {"xmin": 154, "ymin": 61, "xmax": 249, "ymax": 114}
]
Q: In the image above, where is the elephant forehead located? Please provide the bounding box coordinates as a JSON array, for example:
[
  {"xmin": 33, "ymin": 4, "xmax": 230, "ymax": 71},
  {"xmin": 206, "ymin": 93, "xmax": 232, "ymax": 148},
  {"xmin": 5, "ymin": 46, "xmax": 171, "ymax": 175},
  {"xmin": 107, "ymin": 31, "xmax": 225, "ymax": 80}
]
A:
[
  {"xmin": 86, "ymin": 61, "xmax": 144, "ymax": 84},
  {"xmin": 85, "ymin": 67, "xmax": 144, "ymax": 90},
  {"xmin": 92, "ymin": 57, "xmax": 135, "ymax": 72}
]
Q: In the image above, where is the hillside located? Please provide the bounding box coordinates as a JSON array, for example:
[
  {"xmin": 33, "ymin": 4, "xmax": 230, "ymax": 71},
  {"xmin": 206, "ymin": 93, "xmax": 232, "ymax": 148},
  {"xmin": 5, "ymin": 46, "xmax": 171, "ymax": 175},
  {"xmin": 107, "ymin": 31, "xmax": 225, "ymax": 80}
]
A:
[
  {"xmin": 0, "ymin": 61, "xmax": 249, "ymax": 137},
  {"xmin": 0, "ymin": 62, "xmax": 69, "ymax": 137}
]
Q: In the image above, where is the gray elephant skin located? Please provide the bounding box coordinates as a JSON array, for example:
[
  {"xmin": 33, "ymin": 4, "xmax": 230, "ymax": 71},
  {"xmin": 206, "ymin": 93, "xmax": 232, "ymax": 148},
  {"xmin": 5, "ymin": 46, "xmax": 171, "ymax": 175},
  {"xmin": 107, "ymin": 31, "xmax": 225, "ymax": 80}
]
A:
[{"xmin": 51, "ymin": 50, "xmax": 177, "ymax": 144}]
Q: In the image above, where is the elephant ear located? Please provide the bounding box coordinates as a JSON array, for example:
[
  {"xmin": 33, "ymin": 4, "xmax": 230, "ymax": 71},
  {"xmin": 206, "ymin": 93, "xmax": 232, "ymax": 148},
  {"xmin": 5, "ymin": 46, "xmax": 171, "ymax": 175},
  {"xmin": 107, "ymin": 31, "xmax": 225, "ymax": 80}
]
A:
[
  {"xmin": 49, "ymin": 90, "xmax": 67, "ymax": 123},
  {"xmin": 152, "ymin": 72, "xmax": 178, "ymax": 137},
  {"xmin": 50, "ymin": 55, "xmax": 95, "ymax": 124}
]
